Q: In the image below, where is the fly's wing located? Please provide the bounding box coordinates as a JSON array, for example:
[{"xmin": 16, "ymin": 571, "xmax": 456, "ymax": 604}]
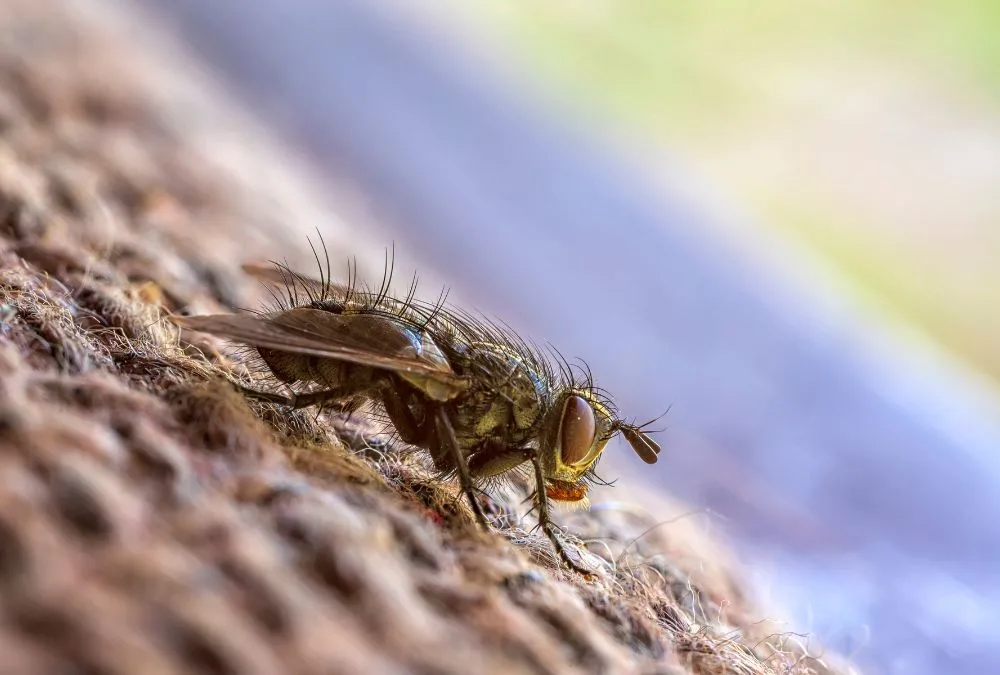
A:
[
  {"xmin": 242, "ymin": 262, "xmax": 351, "ymax": 301},
  {"xmin": 177, "ymin": 307, "xmax": 466, "ymax": 399}
]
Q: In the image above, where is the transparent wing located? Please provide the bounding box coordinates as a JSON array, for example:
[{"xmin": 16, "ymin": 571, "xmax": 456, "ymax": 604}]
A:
[{"xmin": 178, "ymin": 307, "xmax": 465, "ymax": 395}]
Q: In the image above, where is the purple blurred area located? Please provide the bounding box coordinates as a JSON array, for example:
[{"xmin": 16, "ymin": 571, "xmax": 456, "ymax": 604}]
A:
[{"xmin": 134, "ymin": 1, "xmax": 1000, "ymax": 673}]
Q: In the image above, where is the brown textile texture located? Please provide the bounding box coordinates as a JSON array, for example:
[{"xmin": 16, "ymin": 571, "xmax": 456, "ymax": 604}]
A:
[{"xmin": 0, "ymin": 1, "xmax": 857, "ymax": 674}]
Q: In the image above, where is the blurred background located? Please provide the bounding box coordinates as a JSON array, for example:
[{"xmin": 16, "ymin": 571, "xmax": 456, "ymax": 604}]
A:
[
  {"xmin": 468, "ymin": 0, "xmax": 1000, "ymax": 383},
  {"xmin": 127, "ymin": 1, "xmax": 1000, "ymax": 673}
]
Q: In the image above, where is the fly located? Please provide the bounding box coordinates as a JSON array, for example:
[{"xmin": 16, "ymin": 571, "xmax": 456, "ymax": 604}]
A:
[{"xmin": 176, "ymin": 243, "xmax": 661, "ymax": 575}]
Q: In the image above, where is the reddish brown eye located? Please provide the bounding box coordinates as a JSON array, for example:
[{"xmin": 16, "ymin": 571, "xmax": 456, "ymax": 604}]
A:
[{"xmin": 560, "ymin": 395, "xmax": 597, "ymax": 466}]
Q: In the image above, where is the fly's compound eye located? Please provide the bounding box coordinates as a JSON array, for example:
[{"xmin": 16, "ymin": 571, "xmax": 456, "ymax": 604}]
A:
[{"xmin": 559, "ymin": 395, "xmax": 598, "ymax": 466}]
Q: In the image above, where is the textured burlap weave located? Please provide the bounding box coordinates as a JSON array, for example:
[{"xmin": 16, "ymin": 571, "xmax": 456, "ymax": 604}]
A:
[{"xmin": 0, "ymin": 2, "xmax": 856, "ymax": 673}]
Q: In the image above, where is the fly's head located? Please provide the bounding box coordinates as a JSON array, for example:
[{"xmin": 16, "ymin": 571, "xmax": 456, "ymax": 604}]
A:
[{"xmin": 540, "ymin": 388, "xmax": 661, "ymax": 503}]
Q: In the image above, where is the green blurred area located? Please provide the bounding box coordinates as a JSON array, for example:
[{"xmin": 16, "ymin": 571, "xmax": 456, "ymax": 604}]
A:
[{"xmin": 469, "ymin": 0, "xmax": 1000, "ymax": 382}]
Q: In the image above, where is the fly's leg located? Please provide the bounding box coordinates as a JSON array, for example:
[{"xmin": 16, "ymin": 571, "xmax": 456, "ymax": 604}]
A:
[
  {"xmin": 529, "ymin": 451, "xmax": 593, "ymax": 576},
  {"xmin": 235, "ymin": 384, "xmax": 292, "ymax": 406},
  {"xmin": 432, "ymin": 406, "xmax": 490, "ymax": 529},
  {"xmin": 380, "ymin": 383, "xmax": 434, "ymax": 446},
  {"xmin": 468, "ymin": 447, "xmax": 533, "ymax": 479},
  {"xmin": 383, "ymin": 385, "xmax": 489, "ymax": 527},
  {"xmin": 236, "ymin": 383, "xmax": 351, "ymax": 409}
]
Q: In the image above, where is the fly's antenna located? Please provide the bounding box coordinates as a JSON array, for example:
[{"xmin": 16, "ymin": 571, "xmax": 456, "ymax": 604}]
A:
[
  {"xmin": 610, "ymin": 406, "xmax": 670, "ymax": 446},
  {"xmin": 630, "ymin": 404, "xmax": 672, "ymax": 435}
]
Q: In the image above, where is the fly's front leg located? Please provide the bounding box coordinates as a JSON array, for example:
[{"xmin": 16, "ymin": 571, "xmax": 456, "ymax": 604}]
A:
[
  {"xmin": 529, "ymin": 452, "xmax": 593, "ymax": 576},
  {"xmin": 432, "ymin": 406, "xmax": 490, "ymax": 529}
]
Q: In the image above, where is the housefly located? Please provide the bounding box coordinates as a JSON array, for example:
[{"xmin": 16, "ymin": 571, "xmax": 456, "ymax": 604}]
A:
[{"xmin": 177, "ymin": 245, "xmax": 661, "ymax": 575}]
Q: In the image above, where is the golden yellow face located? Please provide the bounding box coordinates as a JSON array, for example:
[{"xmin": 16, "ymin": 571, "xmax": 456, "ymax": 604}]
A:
[{"xmin": 543, "ymin": 388, "xmax": 662, "ymax": 505}]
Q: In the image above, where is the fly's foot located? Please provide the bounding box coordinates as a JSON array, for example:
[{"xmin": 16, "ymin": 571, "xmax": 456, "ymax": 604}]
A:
[
  {"xmin": 542, "ymin": 522, "xmax": 597, "ymax": 580},
  {"xmin": 542, "ymin": 522, "xmax": 596, "ymax": 578},
  {"xmin": 236, "ymin": 383, "xmax": 294, "ymax": 406}
]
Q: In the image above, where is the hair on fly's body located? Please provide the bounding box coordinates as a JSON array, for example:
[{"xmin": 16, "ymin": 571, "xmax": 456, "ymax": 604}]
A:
[{"xmin": 176, "ymin": 239, "xmax": 662, "ymax": 576}]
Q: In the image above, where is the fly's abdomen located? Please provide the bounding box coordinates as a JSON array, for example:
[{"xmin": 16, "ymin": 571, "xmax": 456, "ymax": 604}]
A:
[
  {"xmin": 314, "ymin": 359, "xmax": 383, "ymax": 396},
  {"xmin": 257, "ymin": 347, "xmax": 312, "ymax": 384}
]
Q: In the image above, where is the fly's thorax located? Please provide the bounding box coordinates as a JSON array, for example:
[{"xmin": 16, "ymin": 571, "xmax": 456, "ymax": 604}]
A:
[
  {"xmin": 541, "ymin": 389, "xmax": 614, "ymax": 482},
  {"xmin": 447, "ymin": 341, "xmax": 549, "ymax": 449}
]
